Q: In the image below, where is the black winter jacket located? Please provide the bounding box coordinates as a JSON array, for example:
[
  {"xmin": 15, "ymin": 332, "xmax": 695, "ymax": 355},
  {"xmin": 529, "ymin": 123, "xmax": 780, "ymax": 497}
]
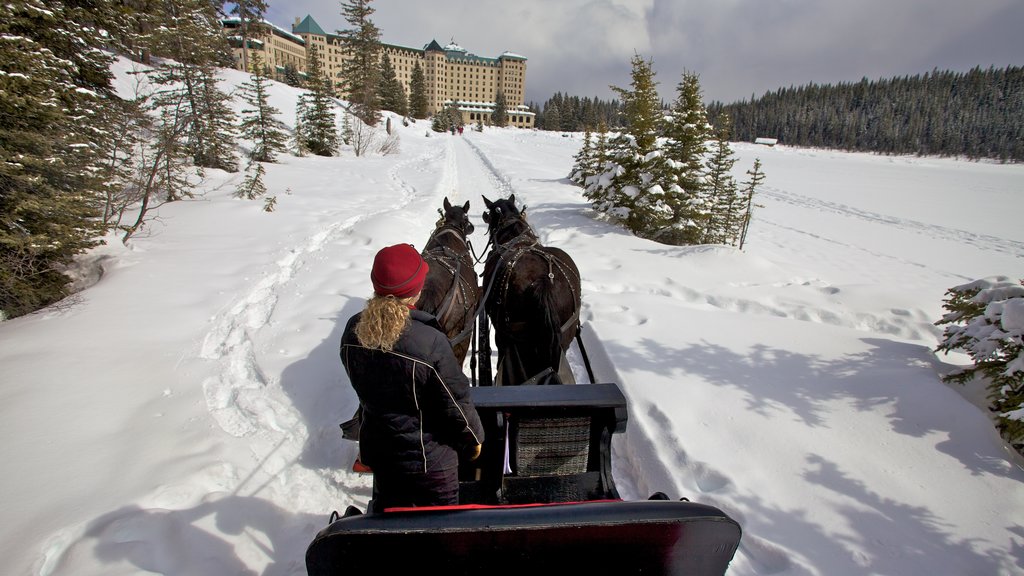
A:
[{"xmin": 340, "ymin": 309, "xmax": 483, "ymax": 475}]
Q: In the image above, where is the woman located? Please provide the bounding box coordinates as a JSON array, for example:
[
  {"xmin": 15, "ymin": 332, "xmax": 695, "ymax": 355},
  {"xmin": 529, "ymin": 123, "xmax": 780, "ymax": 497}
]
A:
[{"xmin": 341, "ymin": 243, "xmax": 484, "ymax": 510}]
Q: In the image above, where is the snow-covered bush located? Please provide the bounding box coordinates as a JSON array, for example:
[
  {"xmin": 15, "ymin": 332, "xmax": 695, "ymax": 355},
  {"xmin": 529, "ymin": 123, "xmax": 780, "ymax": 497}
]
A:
[{"xmin": 935, "ymin": 276, "xmax": 1024, "ymax": 451}]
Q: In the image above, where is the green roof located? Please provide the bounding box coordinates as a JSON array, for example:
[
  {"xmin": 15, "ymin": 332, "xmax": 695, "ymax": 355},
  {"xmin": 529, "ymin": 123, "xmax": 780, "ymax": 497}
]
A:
[
  {"xmin": 424, "ymin": 39, "xmax": 444, "ymax": 52},
  {"xmin": 293, "ymin": 15, "xmax": 326, "ymax": 36}
]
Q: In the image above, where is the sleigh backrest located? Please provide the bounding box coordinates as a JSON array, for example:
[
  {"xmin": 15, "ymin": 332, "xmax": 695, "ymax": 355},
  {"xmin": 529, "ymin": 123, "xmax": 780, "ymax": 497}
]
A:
[{"xmin": 461, "ymin": 383, "xmax": 627, "ymax": 505}]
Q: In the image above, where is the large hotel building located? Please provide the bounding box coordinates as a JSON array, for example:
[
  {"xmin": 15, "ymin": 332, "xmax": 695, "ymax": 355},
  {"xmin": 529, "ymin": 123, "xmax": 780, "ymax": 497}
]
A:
[{"xmin": 222, "ymin": 15, "xmax": 535, "ymax": 128}]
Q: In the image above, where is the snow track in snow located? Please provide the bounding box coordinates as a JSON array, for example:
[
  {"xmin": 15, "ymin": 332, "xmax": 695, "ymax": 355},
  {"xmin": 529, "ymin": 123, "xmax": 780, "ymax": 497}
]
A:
[{"xmin": 198, "ymin": 147, "xmax": 444, "ymax": 439}]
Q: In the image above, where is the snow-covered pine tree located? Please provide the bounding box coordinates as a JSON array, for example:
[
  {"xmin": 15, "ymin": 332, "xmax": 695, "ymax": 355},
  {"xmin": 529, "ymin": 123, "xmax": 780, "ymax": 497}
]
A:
[
  {"xmin": 661, "ymin": 71, "xmax": 712, "ymax": 245},
  {"xmin": 338, "ymin": 0, "xmax": 382, "ymax": 125},
  {"xmin": 492, "ymin": 90, "xmax": 508, "ymax": 127},
  {"xmin": 936, "ymin": 277, "xmax": 1024, "ymax": 453},
  {"xmin": 0, "ymin": 0, "xmax": 117, "ymax": 318},
  {"xmin": 378, "ymin": 53, "xmax": 408, "ymax": 116},
  {"xmin": 738, "ymin": 158, "xmax": 765, "ymax": 250},
  {"xmin": 238, "ymin": 53, "xmax": 289, "ymax": 163},
  {"xmin": 341, "ymin": 112, "xmax": 355, "ymax": 146},
  {"xmin": 604, "ymin": 54, "xmax": 673, "ymax": 239},
  {"xmin": 569, "ymin": 127, "xmax": 595, "ymax": 185},
  {"xmin": 544, "ymin": 103, "xmax": 562, "ymax": 131},
  {"xmin": 408, "ymin": 62, "xmax": 428, "ymax": 119},
  {"xmin": 702, "ymin": 114, "xmax": 740, "ymax": 244},
  {"xmin": 297, "ymin": 44, "xmax": 339, "ymax": 156}
]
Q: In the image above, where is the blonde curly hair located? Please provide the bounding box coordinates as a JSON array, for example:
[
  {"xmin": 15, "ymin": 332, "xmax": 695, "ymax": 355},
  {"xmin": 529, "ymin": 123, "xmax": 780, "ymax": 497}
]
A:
[{"xmin": 354, "ymin": 294, "xmax": 417, "ymax": 351}]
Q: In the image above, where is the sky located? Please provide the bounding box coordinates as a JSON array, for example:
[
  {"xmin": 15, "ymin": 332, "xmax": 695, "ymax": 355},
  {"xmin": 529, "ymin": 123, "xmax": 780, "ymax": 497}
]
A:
[
  {"xmin": 264, "ymin": 0, "xmax": 1024, "ymax": 104},
  {"xmin": 3, "ymin": 58, "xmax": 1024, "ymax": 575}
]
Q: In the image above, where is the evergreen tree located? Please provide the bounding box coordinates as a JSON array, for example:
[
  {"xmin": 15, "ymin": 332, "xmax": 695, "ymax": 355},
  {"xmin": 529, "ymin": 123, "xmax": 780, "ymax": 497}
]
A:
[
  {"xmin": 569, "ymin": 127, "xmax": 595, "ymax": 185},
  {"xmin": 0, "ymin": 0, "xmax": 120, "ymax": 318},
  {"xmin": 228, "ymin": 0, "xmax": 268, "ymax": 72},
  {"xmin": 235, "ymin": 161, "xmax": 267, "ymax": 200},
  {"xmin": 738, "ymin": 158, "xmax": 765, "ymax": 250},
  {"xmin": 283, "ymin": 62, "xmax": 303, "ymax": 88},
  {"xmin": 297, "ymin": 44, "xmax": 339, "ymax": 156},
  {"xmin": 603, "ymin": 54, "xmax": 673, "ymax": 238},
  {"xmin": 492, "ymin": 90, "xmax": 508, "ymax": 127},
  {"xmin": 340, "ymin": 112, "xmax": 354, "ymax": 146},
  {"xmin": 338, "ymin": 0, "xmax": 382, "ymax": 125},
  {"xmin": 238, "ymin": 53, "xmax": 289, "ymax": 162},
  {"xmin": 408, "ymin": 61, "xmax": 428, "ymax": 119},
  {"xmin": 378, "ymin": 53, "xmax": 408, "ymax": 115},
  {"xmin": 544, "ymin": 103, "xmax": 562, "ymax": 130},
  {"xmin": 147, "ymin": 0, "xmax": 238, "ymax": 173},
  {"xmin": 936, "ymin": 278, "xmax": 1024, "ymax": 452},
  {"xmin": 661, "ymin": 71, "xmax": 712, "ymax": 244},
  {"xmin": 708, "ymin": 65, "xmax": 1024, "ymax": 161},
  {"xmin": 702, "ymin": 115, "xmax": 740, "ymax": 244}
]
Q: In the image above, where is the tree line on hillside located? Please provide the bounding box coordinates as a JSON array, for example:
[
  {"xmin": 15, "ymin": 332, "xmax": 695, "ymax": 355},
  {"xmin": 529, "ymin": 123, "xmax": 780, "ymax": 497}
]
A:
[
  {"xmin": 530, "ymin": 94, "xmax": 625, "ymax": 132},
  {"xmin": 0, "ymin": 0, "xmax": 399, "ymax": 321},
  {"xmin": 707, "ymin": 66, "xmax": 1024, "ymax": 162},
  {"xmin": 569, "ymin": 56, "xmax": 765, "ymax": 248}
]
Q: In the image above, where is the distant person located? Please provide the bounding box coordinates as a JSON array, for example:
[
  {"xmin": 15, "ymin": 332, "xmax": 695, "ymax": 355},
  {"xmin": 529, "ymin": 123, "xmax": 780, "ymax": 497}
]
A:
[{"xmin": 340, "ymin": 243, "xmax": 483, "ymax": 510}]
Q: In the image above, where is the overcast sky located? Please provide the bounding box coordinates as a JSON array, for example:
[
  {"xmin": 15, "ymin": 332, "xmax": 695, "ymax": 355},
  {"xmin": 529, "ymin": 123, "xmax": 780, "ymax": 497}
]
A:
[{"xmin": 265, "ymin": 0, "xmax": 1023, "ymax": 105}]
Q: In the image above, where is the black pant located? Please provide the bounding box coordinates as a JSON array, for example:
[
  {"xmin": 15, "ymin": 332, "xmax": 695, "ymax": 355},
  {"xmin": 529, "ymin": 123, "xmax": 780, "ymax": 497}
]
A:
[{"xmin": 371, "ymin": 467, "xmax": 459, "ymax": 511}]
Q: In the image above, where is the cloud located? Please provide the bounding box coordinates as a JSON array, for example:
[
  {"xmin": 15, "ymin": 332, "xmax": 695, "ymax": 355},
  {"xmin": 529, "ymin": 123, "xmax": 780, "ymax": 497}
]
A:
[{"xmin": 266, "ymin": 0, "xmax": 1024, "ymax": 105}]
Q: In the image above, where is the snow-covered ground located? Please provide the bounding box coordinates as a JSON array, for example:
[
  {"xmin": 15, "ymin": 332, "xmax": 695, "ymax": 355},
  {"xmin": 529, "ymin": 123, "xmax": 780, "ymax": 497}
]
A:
[{"xmin": 1, "ymin": 61, "xmax": 1022, "ymax": 575}]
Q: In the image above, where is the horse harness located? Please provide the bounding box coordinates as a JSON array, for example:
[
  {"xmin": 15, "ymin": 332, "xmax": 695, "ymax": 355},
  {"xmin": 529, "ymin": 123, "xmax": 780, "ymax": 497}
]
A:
[
  {"xmin": 423, "ymin": 227, "xmax": 477, "ymax": 347},
  {"xmin": 487, "ymin": 230, "xmax": 581, "ymax": 342}
]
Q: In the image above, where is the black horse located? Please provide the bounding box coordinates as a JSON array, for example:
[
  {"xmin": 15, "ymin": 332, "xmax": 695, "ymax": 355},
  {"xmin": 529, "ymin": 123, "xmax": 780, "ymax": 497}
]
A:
[
  {"xmin": 481, "ymin": 194, "xmax": 581, "ymax": 385},
  {"xmin": 417, "ymin": 197, "xmax": 480, "ymax": 366}
]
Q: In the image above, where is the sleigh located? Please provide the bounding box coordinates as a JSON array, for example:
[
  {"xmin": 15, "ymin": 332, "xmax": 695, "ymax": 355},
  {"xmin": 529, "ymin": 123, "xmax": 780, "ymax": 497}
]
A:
[{"xmin": 306, "ymin": 382, "xmax": 742, "ymax": 575}]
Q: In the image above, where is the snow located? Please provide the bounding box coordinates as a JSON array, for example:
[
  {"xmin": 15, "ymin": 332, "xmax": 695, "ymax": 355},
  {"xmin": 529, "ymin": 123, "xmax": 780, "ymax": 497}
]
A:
[{"xmin": 2, "ymin": 59, "xmax": 1024, "ymax": 576}]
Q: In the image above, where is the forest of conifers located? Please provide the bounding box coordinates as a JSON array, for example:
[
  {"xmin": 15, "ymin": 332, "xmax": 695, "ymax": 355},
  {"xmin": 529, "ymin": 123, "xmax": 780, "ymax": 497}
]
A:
[{"xmin": 533, "ymin": 66, "xmax": 1023, "ymax": 162}]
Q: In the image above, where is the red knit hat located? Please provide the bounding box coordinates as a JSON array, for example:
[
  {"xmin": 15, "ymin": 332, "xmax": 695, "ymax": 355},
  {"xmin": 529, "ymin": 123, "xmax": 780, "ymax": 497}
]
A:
[{"xmin": 371, "ymin": 244, "xmax": 429, "ymax": 298}]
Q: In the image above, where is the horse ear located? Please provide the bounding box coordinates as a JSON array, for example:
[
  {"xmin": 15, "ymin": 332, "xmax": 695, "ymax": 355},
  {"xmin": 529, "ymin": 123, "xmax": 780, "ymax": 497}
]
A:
[
  {"xmin": 444, "ymin": 197, "xmax": 452, "ymax": 210},
  {"xmin": 482, "ymin": 195, "xmax": 494, "ymax": 209},
  {"xmin": 462, "ymin": 201, "xmax": 470, "ymax": 212},
  {"xmin": 509, "ymin": 193, "xmax": 516, "ymax": 205}
]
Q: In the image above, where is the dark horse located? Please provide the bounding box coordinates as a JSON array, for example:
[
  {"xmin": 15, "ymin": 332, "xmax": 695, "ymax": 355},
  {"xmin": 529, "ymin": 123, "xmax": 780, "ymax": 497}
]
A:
[
  {"xmin": 481, "ymin": 194, "xmax": 581, "ymax": 385},
  {"xmin": 417, "ymin": 197, "xmax": 480, "ymax": 366}
]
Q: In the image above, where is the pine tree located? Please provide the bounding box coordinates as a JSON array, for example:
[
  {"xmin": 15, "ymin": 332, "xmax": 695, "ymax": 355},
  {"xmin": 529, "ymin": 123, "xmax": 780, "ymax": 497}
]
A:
[
  {"xmin": 238, "ymin": 53, "xmax": 289, "ymax": 163},
  {"xmin": 283, "ymin": 62, "xmax": 303, "ymax": 88},
  {"xmin": 146, "ymin": 0, "xmax": 238, "ymax": 173},
  {"xmin": 569, "ymin": 127, "xmax": 595, "ymax": 185},
  {"xmin": 378, "ymin": 53, "xmax": 408, "ymax": 116},
  {"xmin": 738, "ymin": 158, "xmax": 765, "ymax": 250},
  {"xmin": 408, "ymin": 61, "xmax": 428, "ymax": 119},
  {"xmin": 702, "ymin": 115, "xmax": 740, "ymax": 244},
  {"xmin": 338, "ymin": 0, "xmax": 382, "ymax": 125},
  {"xmin": 604, "ymin": 54, "xmax": 672, "ymax": 238},
  {"xmin": 341, "ymin": 112, "xmax": 354, "ymax": 146},
  {"xmin": 544, "ymin": 103, "xmax": 561, "ymax": 130},
  {"xmin": 228, "ymin": 0, "xmax": 268, "ymax": 72},
  {"xmin": 297, "ymin": 44, "xmax": 339, "ymax": 156},
  {"xmin": 661, "ymin": 71, "xmax": 712, "ymax": 244},
  {"xmin": 235, "ymin": 161, "xmax": 268, "ymax": 200},
  {"xmin": 936, "ymin": 278, "xmax": 1024, "ymax": 452},
  {"xmin": 0, "ymin": 0, "xmax": 120, "ymax": 318},
  {"xmin": 492, "ymin": 90, "xmax": 508, "ymax": 127}
]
